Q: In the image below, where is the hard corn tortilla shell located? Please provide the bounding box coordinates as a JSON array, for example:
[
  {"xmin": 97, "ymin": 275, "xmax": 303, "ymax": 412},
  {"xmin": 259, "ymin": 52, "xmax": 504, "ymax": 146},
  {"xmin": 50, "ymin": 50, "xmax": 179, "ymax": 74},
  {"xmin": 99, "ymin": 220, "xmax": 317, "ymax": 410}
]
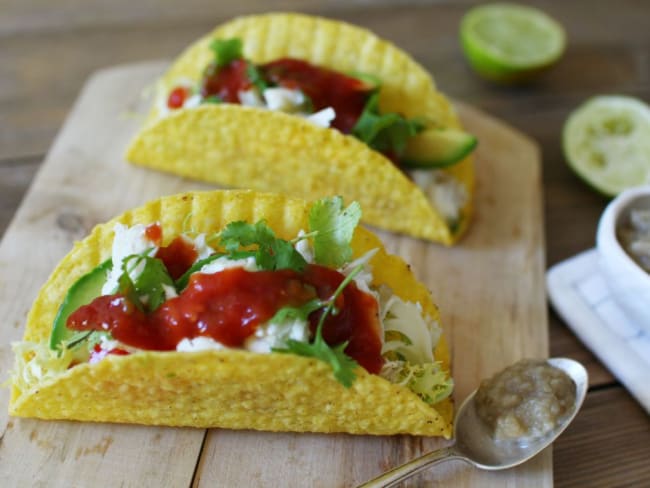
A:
[
  {"xmin": 130, "ymin": 11, "xmax": 475, "ymax": 244},
  {"xmin": 10, "ymin": 190, "xmax": 453, "ymax": 437},
  {"xmin": 148, "ymin": 12, "xmax": 456, "ymax": 126},
  {"xmin": 126, "ymin": 105, "xmax": 474, "ymax": 245}
]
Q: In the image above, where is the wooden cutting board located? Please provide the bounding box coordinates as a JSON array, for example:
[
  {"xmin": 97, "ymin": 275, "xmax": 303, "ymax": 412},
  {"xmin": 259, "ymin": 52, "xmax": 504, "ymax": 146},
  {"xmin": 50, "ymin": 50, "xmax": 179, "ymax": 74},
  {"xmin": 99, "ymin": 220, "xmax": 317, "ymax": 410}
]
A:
[{"xmin": 0, "ymin": 62, "xmax": 547, "ymax": 487}]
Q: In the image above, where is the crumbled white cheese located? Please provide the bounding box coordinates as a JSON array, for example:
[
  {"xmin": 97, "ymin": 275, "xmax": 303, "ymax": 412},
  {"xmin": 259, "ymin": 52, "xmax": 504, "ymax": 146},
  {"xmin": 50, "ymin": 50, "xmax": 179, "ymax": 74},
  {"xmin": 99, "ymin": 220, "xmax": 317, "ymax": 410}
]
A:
[
  {"xmin": 102, "ymin": 223, "xmax": 158, "ymax": 295},
  {"xmin": 238, "ymin": 89, "xmax": 265, "ymax": 107},
  {"xmin": 192, "ymin": 234, "xmax": 215, "ymax": 260},
  {"xmin": 199, "ymin": 255, "xmax": 259, "ymax": 274},
  {"xmin": 295, "ymin": 230, "xmax": 315, "ymax": 263},
  {"xmin": 340, "ymin": 248, "xmax": 379, "ymax": 298},
  {"xmin": 411, "ymin": 170, "xmax": 467, "ymax": 224},
  {"xmin": 305, "ymin": 107, "xmax": 336, "ymax": 128},
  {"xmin": 244, "ymin": 317, "xmax": 311, "ymax": 353},
  {"xmin": 183, "ymin": 94, "xmax": 202, "ymax": 109},
  {"xmin": 162, "ymin": 283, "xmax": 178, "ymax": 300},
  {"xmin": 176, "ymin": 337, "xmax": 226, "ymax": 352},
  {"xmin": 262, "ymin": 87, "xmax": 306, "ymax": 112}
]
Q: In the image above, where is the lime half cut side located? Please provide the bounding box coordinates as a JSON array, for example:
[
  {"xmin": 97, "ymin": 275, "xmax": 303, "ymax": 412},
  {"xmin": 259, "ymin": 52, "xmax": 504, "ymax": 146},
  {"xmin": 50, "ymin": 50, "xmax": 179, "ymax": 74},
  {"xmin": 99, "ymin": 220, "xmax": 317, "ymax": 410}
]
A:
[
  {"xmin": 460, "ymin": 3, "xmax": 566, "ymax": 83},
  {"xmin": 563, "ymin": 95, "xmax": 650, "ymax": 197}
]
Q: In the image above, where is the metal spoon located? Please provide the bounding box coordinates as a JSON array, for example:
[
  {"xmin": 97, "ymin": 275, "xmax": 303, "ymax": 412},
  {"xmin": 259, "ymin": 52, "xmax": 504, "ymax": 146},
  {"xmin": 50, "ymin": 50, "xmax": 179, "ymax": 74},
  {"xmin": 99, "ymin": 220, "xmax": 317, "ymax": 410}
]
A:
[{"xmin": 358, "ymin": 357, "xmax": 588, "ymax": 488}]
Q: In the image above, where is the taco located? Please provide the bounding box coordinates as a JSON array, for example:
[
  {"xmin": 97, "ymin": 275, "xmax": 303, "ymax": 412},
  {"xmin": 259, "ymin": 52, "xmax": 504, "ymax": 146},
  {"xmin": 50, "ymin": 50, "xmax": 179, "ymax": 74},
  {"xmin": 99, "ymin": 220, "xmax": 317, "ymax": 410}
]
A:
[
  {"xmin": 126, "ymin": 13, "xmax": 476, "ymax": 245},
  {"xmin": 9, "ymin": 190, "xmax": 454, "ymax": 437}
]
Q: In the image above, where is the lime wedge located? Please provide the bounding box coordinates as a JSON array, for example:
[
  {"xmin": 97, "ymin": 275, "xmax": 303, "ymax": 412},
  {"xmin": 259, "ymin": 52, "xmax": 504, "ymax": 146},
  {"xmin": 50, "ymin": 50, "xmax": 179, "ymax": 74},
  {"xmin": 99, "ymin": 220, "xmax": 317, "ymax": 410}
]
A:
[
  {"xmin": 563, "ymin": 95, "xmax": 650, "ymax": 197},
  {"xmin": 460, "ymin": 3, "xmax": 566, "ymax": 83}
]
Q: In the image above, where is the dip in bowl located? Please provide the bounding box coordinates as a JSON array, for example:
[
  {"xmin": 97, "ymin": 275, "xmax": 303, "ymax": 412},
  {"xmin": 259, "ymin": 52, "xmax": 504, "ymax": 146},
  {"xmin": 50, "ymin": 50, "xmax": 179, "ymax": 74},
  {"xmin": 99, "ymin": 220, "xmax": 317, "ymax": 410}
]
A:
[{"xmin": 597, "ymin": 185, "xmax": 650, "ymax": 333}]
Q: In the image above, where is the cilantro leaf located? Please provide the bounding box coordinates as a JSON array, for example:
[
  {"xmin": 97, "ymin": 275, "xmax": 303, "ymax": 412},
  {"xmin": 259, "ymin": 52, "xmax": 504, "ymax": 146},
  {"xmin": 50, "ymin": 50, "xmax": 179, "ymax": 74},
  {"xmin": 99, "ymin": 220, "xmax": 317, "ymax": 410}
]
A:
[
  {"xmin": 274, "ymin": 265, "xmax": 364, "ymax": 387},
  {"xmin": 117, "ymin": 269, "xmax": 144, "ymax": 312},
  {"xmin": 220, "ymin": 220, "xmax": 272, "ymax": 253},
  {"xmin": 308, "ymin": 196, "xmax": 361, "ymax": 267},
  {"xmin": 202, "ymin": 95, "xmax": 223, "ymax": 105},
  {"xmin": 270, "ymin": 298, "xmax": 323, "ymax": 324},
  {"xmin": 219, "ymin": 220, "xmax": 307, "ymax": 271},
  {"xmin": 352, "ymin": 93, "xmax": 425, "ymax": 156},
  {"xmin": 122, "ymin": 255, "xmax": 175, "ymax": 312},
  {"xmin": 347, "ymin": 71, "xmax": 382, "ymax": 91},
  {"xmin": 282, "ymin": 334, "xmax": 358, "ymax": 387},
  {"xmin": 246, "ymin": 62, "xmax": 269, "ymax": 92},
  {"xmin": 270, "ymin": 238, "xmax": 308, "ymax": 270},
  {"xmin": 209, "ymin": 38, "xmax": 243, "ymax": 68},
  {"xmin": 174, "ymin": 253, "xmax": 225, "ymax": 291}
]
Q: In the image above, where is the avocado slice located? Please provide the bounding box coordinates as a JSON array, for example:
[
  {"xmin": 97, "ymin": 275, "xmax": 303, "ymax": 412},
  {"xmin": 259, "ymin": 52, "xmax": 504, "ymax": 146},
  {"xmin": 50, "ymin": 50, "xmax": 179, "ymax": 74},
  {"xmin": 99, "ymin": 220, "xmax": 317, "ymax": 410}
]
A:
[
  {"xmin": 401, "ymin": 127, "xmax": 477, "ymax": 169},
  {"xmin": 49, "ymin": 259, "xmax": 112, "ymax": 350}
]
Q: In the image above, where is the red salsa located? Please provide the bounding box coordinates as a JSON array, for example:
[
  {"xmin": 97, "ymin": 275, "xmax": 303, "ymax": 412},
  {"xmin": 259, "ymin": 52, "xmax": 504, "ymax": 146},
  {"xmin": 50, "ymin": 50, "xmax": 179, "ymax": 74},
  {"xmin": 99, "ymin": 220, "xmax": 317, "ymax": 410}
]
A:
[
  {"xmin": 172, "ymin": 57, "xmax": 371, "ymax": 134},
  {"xmin": 260, "ymin": 59, "xmax": 369, "ymax": 133},
  {"xmin": 67, "ymin": 264, "xmax": 384, "ymax": 374}
]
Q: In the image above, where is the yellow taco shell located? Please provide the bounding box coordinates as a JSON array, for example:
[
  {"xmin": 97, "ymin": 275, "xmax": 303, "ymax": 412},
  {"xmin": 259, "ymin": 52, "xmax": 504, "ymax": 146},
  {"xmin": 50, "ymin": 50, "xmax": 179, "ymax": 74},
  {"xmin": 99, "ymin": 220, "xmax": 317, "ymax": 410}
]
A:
[
  {"xmin": 10, "ymin": 190, "xmax": 453, "ymax": 437},
  {"xmin": 126, "ymin": 13, "xmax": 474, "ymax": 245}
]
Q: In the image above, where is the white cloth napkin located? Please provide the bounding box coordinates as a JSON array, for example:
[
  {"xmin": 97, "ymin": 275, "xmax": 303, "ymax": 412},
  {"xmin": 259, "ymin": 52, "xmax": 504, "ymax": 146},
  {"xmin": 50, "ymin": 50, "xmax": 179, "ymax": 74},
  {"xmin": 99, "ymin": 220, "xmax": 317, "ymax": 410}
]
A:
[{"xmin": 547, "ymin": 249, "xmax": 650, "ymax": 413}]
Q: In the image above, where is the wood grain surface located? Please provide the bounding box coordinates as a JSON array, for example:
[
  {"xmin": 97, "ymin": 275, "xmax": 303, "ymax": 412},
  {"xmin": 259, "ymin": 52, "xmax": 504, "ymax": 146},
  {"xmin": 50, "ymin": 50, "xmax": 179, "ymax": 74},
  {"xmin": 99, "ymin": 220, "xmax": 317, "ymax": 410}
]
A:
[
  {"xmin": 1, "ymin": 1, "xmax": 649, "ymax": 487},
  {"xmin": 0, "ymin": 62, "xmax": 547, "ymax": 487}
]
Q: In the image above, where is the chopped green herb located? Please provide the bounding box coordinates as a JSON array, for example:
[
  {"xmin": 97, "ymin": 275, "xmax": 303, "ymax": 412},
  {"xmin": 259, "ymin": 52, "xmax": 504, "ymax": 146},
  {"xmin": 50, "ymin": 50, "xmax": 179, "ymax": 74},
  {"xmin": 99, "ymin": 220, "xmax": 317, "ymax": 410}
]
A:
[
  {"xmin": 270, "ymin": 298, "xmax": 323, "ymax": 324},
  {"xmin": 308, "ymin": 196, "xmax": 361, "ymax": 267},
  {"xmin": 118, "ymin": 270, "xmax": 145, "ymax": 313},
  {"xmin": 246, "ymin": 62, "xmax": 269, "ymax": 92},
  {"xmin": 275, "ymin": 265, "xmax": 364, "ymax": 387},
  {"xmin": 209, "ymin": 38, "xmax": 244, "ymax": 67},
  {"xmin": 352, "ymin": 93, "xmax": 425, "ymax": 156},
  {"xmin": 218, "ymin": 220, "xmax": 307, "ymax": 272},
  {"xmin": 63, "ymin": 331, "xmax": 93, "ymax": 350},
  {"xmin": 174, "ymin": 253, "xmax": 225, "ymax": 291},
  {"xmin": 347, "ymin": 71, "xmax": 382, "ymax": 91},
  {"xmin": 202, "ymin": 95, "xmax": 223, "ymax": 104},
  {"xmin": 121, "ymin": 254, "xmax": 175, "ymax": 312}
]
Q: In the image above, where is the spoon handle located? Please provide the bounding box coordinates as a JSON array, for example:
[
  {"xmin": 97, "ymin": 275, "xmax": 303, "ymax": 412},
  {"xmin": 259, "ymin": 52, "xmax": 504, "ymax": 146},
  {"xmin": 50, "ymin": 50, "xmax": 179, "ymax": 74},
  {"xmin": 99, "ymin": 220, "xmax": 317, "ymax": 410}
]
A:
[{"xmin": 356, "ymin": 446, "xmax": 464, "ymax": 487}]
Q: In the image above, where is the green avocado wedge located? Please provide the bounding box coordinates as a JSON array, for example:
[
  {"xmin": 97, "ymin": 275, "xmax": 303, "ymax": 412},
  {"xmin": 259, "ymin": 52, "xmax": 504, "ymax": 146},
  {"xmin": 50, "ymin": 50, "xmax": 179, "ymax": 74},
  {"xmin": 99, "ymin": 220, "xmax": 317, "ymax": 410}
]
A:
[
  {"xmin": 401, "ymin": 127, "xmax": 477, "ymax": 169},
  {"xmin": 49, "ymin": 259, "xmax": 113, "ymax": 350}
]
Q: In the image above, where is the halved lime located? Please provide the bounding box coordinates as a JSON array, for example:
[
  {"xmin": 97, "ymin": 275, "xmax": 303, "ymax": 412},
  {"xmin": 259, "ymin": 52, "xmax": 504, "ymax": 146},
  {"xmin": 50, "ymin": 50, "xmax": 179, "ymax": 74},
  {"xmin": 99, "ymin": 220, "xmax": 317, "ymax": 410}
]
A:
[
  {"xmin": 563, "ymin": 95, "xmax": 650, "ymax": 197},
  {"xmin": 460, "ymin": 3, "xmax": 566, "ymax": 84}
]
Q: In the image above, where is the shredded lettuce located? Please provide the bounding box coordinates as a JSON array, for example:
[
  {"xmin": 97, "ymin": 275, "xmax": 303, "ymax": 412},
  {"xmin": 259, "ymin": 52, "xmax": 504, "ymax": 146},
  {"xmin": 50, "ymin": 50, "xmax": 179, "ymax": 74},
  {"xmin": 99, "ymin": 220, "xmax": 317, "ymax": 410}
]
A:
[
  {"xmin": 10, "ymin": 341, "xmax": 75, "ymax": 394},
  {"xmin": 381, "ymin": 296, "xmax": 441, "ymax": 365},
  {"xmin": 381, "ymin": 360, "xmax": 453, "ymax": 405},
  {"xmin": 377, "ymin": 294, "xmax": 452, "ymax": 404}
]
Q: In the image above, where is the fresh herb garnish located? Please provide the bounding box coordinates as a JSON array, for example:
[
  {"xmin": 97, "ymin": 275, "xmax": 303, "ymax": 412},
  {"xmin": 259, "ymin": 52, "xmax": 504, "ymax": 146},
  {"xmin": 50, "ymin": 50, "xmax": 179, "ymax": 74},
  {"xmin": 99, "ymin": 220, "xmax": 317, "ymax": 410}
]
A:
[
  {"xmin": 352, "ymin": 92, "xmax": 425, "ymax": 156},
  {"xmin": 209, "ymin": 38, "xmax": 244, "ymax": 67},
  {"xmin": 118, "ymin": 269, "xmax": 145, "ymax": 312},
  {"xmin": 246, "ymin": 62, "xmax": 269, "ymax": 92},
  {"xmin": 269, "ymin": 298, "xmax": 323, "ymax": 324},
  {"xmin": 274, "ymin": 265, "xmax": 364, "ymax": 387},
  {"xmin": 174, "ymin": 253, "xmax": 224, "ymax": 290},
  {"xmin": 63, "ymin": 330, "xmax": 94, "ymax": 350},
  {"xmin": 308, "ymin": 196, "xmax": 361, "ymax": 268},
  {"xmin": 347, "ymin": 71, "xmax": 382, "ymax": 91},
  {"xmin": 218, "ymin": 220, "xmax": 307, "ymax": 272},
  {"xmin": 121, "ymin": 254, "xmax": 175, "ymax": 312},
  {"xmin": 202, "ymin": 95, "xmax": 223, "ymax": 104}
]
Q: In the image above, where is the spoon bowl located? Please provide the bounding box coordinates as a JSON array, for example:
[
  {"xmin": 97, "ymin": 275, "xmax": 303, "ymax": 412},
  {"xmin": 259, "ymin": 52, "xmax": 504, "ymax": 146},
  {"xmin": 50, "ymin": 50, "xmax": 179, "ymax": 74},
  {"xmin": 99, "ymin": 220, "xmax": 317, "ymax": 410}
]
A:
[{"xmin": 358, "ymin": 357, "xmax": 588, "ymax": 487}]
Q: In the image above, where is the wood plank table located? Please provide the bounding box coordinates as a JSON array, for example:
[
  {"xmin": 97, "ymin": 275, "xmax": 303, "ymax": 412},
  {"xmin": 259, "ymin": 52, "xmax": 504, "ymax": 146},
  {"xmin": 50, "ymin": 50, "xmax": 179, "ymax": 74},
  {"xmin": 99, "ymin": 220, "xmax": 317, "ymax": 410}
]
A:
[{"xmin": 1, "ymin": 1, "xmax": 649, "ymax": 486}]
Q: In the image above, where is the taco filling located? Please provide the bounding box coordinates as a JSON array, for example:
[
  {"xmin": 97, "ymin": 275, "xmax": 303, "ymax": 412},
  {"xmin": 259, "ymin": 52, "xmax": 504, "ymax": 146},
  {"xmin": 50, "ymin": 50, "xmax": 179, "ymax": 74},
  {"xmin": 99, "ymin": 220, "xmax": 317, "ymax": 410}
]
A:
[
  {"xmin": 37, "ymin": 197, "xmax": 452, "ymax": 406},
  {"xmin": 159, "ymin": 38, "xmax": 473, "ymax": 173}
]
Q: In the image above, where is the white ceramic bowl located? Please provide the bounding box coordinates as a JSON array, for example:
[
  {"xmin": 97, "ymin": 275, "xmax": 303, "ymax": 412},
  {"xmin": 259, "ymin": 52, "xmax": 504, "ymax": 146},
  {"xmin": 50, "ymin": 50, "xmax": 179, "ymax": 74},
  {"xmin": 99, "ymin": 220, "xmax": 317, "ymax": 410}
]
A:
[{"xmin": 596, "ymin": 185, "xmax": 650, "ymax": 333}]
